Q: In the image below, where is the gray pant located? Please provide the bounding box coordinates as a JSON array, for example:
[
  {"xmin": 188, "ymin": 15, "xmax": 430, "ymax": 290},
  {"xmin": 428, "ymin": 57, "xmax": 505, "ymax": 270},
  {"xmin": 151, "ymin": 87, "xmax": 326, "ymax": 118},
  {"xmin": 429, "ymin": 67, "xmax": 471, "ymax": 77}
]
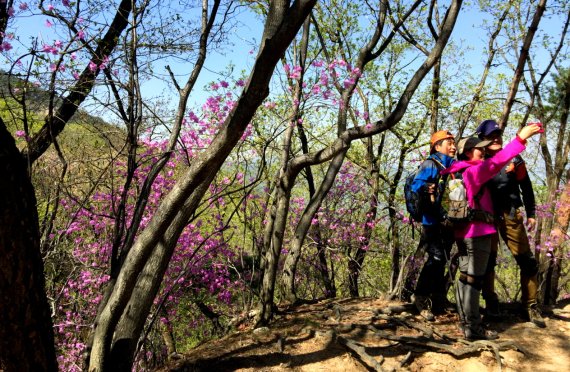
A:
[{"xmin": 455, "ymin": 235, "xmax": 491, "ymax": 329}]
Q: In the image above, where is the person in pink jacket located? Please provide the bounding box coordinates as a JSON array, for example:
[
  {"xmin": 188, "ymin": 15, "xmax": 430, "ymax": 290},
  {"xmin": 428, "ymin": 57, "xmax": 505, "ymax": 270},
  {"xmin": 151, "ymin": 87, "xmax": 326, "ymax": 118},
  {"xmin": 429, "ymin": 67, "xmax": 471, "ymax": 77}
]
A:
[{"xmin": 441, "ymin": 123, "xmax": 541, "ymax": 340}]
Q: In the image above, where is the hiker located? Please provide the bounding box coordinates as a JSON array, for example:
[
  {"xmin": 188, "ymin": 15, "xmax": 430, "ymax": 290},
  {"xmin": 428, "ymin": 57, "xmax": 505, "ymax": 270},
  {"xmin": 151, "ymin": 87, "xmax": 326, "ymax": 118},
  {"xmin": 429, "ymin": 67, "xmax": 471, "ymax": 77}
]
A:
[
  {"xmin": 441, "ymin": 123, "xmax": 542, "ymax": 340},
  {"xmin": 476, "ymin": 119, "xmax": 545, "ymax": 327},
  {"xmin": 410, "ymin": 130, "xmax": 456, "ymax": 321}
]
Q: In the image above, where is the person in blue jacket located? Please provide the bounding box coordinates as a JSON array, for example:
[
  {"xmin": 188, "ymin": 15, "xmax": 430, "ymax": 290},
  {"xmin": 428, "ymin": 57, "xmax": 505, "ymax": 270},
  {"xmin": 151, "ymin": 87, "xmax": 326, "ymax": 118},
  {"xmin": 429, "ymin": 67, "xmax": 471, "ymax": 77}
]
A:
[{"xmin": 411, "ymin": 130, "xmax": 456, "ymax": 320}]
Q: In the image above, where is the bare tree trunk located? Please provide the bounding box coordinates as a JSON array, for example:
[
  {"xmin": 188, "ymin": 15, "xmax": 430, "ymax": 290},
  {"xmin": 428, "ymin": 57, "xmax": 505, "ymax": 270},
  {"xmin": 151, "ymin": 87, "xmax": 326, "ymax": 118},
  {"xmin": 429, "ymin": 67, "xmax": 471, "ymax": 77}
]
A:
[
  {"xmin": 258, "ymin": 67, "xmax": 302, "ymax": 317},
  {"xmin": 82, "ymin": 2, "xmax": 223, "ymax": 367},
  {"xmin": 315, "ymin": 224, "xmax": 336, "ymax": 298},
  {"xmin": 348, "ymin": 121, "xmax": 382, "ymax": 298},
  {"xmin": 0, "ymin": 120, "xmax": 58, "ymax": 372},
  {"xmin": 457, "ymin": 1, "xmax": 513, "ymax": 137},
  {"xmin": 159, "ymin": 309, "xmax": 177, "ymax": 357},
  {"xmin": 430, "ymin": 59, "xmax": 440, "ymax": 133},
  {"xmin": 259, "ymin": 176, "xmax": 295, "ymax": 322},
  {"xmin": 539, "ymin": 70, "xmax": 570, "ymax": 304},
  {"xmin": 387, "ymin": 135, "xmax": 420, "ymax": 295},
  {"xmin": 0, "ymin": 0, "xmax": 134, "ymax": 369},
  {"xmin": 260, "ymin": 0, "xmax": 462, "ymax": 314},
  {"xmin": 498, "ymin": 0, "xmax": 546, "ymax": 129},
  {"xmin": 278, "ymin": 16, "xmax": 310, "ymax": 304},
  {"xmin": 541, "ymin": 174, "xmax": 570, "ymax": 305},
  {"xmin": 282, "ymin": 0, "xmax": 427, "ymax": 303},
  {"xmin": 87, "ymin": 1, "xmax": 318, "ymax": 370}
]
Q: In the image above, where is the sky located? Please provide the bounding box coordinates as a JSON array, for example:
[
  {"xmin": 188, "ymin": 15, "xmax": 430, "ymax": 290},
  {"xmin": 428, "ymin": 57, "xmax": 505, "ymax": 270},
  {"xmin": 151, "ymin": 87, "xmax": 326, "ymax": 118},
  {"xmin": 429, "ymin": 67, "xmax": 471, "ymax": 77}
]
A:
[{"xmin": 3, "ymin": 1, "xmax": 569, "ymax": 122}]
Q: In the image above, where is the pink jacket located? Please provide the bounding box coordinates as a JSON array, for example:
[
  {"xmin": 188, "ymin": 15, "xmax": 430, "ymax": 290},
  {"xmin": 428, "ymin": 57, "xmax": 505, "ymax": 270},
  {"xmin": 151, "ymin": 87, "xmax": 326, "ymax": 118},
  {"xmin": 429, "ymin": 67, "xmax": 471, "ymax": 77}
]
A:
[{"xmin": 441, "ymin": 137, "xmax": 527, "ymax": 239}]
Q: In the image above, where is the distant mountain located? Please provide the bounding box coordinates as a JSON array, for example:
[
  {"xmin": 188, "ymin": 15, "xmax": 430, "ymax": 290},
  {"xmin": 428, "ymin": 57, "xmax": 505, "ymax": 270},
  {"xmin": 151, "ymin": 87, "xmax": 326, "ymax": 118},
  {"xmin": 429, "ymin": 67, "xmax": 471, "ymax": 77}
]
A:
[{"xmin": 0, "ymin": 71, "xmax": 126, "ymax": 148}]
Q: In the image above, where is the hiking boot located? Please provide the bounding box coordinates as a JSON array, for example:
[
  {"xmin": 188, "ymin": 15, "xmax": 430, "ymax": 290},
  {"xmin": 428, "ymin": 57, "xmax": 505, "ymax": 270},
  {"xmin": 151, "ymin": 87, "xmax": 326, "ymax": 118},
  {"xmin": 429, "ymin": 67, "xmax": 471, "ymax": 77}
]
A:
[
  {"xmin": 463, "ymin": 325, "xmax": 499, "ymax": 341},
  {"xmin": 527, "ymin": 304, "xmax": 546, "ymax": 328},
  {"xmin": 432, "ymin": 295, "xmax": 455, "ymax": 314},
  {"xmin": 412, "ymin": 295, "xmax": 435, "ymax": 321}
]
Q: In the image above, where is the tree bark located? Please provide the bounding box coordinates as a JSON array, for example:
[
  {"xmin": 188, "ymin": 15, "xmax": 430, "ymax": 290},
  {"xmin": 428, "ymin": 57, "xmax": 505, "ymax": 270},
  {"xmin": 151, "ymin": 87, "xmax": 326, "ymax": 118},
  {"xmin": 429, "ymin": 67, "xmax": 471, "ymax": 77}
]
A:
[
  {"xmin": 542, "ymin": 176, "xmax": 570, "ymax": 305},
  {"xmin": 498, "ymin": 0, "xmax": 546, "ymax": 129},
  {"xmin": 281, "ymin": 0, "xmax": 426, "ymax": 303},
  {"xmin": 0, "ymin": 120, "xmax": 58, "ymax": 371},
  {"xmin": 87, "ymin": 1, "xmax": 318, "ymax": 370},
  {"xmin": 430, "ymin": 59, "xmax": 440, "ymax": 133},
  {"xmin": 278, "ymin": 16, "xmax": 310, "ymax": 304},
  {"xmin": 159, "ymin": 309, "xmax": 177, "ymax": 357},
  {"xmin": 0, "ymin": 1, "xmax": 134, "ymax": 369},
  {"xmin": 457, "ymin": 0, "xmax": 513, "ymax": 137}
]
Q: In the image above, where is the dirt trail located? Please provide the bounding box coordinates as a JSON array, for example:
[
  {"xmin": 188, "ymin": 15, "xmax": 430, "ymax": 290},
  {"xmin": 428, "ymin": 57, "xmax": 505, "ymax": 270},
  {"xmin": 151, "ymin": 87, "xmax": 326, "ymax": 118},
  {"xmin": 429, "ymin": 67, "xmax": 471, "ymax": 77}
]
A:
[{"xmin": 162, "ymin": 297, "xmax": 570, "ymax": 372}]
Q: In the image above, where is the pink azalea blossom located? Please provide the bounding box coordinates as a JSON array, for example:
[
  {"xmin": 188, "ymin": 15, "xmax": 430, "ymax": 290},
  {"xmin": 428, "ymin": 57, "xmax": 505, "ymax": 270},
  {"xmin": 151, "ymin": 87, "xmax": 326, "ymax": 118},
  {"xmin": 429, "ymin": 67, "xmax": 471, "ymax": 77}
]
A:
[
  {"xmin": 19, "ymin": 3, "xmax": 28, "ymax": 10},
  {"xmin": 99, "ymin": 55, "xmax": 109, "ymax": 70},
  {"xmin": 343, "ymin": 78, "xmax": 354, "ymax": 89},
  {"xmin": 0, "ymin": 41, "xmax": 12, "ymax": 52},
  {"xmin": 45, "ymin": 19, "xmax": 53, "ymax": 27}
]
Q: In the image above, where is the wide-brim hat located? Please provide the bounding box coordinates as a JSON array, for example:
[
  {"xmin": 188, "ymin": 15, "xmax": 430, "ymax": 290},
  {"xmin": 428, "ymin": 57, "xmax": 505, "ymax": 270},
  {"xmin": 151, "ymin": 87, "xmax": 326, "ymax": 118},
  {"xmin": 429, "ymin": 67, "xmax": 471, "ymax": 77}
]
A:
[{"xmin": 457, "ymin": 137, "xmax": 492, "ymax": 157}]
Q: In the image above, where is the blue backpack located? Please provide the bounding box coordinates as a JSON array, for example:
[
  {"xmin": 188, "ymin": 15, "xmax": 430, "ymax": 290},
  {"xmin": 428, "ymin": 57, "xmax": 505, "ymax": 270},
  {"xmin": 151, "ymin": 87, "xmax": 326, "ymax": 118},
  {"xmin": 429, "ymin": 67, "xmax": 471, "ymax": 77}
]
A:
[{"xmin": 404, "ymin": 158, "xmax": 445, "ymax": 222}]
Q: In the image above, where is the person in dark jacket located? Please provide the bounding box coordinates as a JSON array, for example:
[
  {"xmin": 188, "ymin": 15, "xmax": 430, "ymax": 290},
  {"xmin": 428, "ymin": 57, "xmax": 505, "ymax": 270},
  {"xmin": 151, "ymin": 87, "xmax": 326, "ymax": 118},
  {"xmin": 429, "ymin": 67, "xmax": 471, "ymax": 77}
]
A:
[
  {"xmin": 476, "ymin": 119, "xmax": 545, "ymax": 327},
  {"xmin": 410, "ymin": 130, "xmax": 456, "ymax": 321}
]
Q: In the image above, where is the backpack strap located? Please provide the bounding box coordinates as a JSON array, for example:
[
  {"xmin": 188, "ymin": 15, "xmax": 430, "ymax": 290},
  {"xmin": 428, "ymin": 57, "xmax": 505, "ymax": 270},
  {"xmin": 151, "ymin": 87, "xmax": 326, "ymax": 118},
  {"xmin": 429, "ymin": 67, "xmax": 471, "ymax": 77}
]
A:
[
  {"xmin": 428, "ymin": 156, "xmax": 446, "ymax": 170},
  {"xmin": 452, "ymin": 170, "xmax": 494, "ymax": 224},
  {"xmin": 471, "ymin": 184, "xmax": 495, "ymax": 223}
]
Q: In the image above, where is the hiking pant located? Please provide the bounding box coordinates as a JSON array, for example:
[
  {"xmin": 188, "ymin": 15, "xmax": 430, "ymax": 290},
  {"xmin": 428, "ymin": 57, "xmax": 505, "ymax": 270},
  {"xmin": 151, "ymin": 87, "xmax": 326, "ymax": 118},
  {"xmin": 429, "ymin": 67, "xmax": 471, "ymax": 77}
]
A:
[
  {"xmin": 415, "ymin": 224, "xmax": 455, "ymax": 300},
  {"xmin": 482, "ymin": 209, "xmax": 539, "ymax": 308},
  {"xmin": 456, "ymin": 235, "xmax": 491, "ymax": 329}
]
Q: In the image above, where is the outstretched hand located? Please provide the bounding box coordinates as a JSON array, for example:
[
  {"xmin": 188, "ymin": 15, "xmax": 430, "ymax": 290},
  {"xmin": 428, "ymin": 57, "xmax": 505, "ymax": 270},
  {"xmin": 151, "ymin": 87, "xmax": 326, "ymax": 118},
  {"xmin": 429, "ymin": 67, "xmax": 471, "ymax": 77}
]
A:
[
  {"xmin": 527, "ymin": 217, "xmax": 536, "ymax": 231},
  {"xmin": 519, "ymin": 123, "xmax": 542, "ymax": 140}
]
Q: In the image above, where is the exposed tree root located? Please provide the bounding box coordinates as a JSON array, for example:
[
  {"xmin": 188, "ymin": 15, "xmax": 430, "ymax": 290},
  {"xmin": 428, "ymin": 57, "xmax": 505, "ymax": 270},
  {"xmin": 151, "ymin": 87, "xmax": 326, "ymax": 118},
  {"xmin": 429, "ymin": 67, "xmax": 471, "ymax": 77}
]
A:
[
  {"xmin": 319, "ymin": 321, "xmax": 527, "ymax": 370},
  {"xmin": 399, "ymin": 351, "xmax": 413, "ymax": 368},
  {"xmin": 374, "ymin": 303, "xmax": 416, "ymax": 315},
  {"xmin": 337, "ymin": 334, "xmax": 385, "ymax": 371}
]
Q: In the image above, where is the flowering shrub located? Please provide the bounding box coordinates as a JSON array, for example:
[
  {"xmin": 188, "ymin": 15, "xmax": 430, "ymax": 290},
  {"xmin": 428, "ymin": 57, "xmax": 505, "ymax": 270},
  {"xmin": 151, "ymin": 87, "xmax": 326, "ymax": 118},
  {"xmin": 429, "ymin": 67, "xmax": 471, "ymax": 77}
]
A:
[{"xmin": 46, "ymin": 79, "xmax": 253, "ymax": 369}]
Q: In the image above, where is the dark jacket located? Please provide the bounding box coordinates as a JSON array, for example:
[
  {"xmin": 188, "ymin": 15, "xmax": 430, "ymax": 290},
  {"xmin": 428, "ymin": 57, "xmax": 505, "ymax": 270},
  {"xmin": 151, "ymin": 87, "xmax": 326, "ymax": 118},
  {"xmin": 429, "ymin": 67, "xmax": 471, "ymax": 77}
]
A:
[
  {"xmin": 411, "ymin": 152, "xmax": 454, "ymax": 225},
  {"xmin": 486, "ymin": 155, "xmax": 536, "ymax": 219}
]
